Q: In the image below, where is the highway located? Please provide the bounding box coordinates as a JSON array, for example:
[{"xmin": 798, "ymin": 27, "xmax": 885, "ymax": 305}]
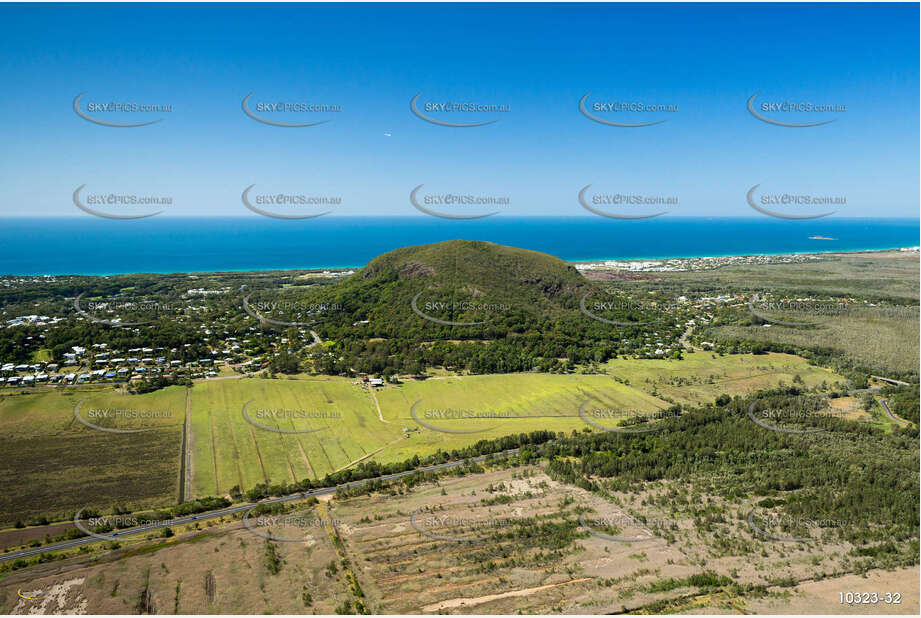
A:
[{"xmin": 0, "ymin": 448, "xmax": 519, "ymax": 563}]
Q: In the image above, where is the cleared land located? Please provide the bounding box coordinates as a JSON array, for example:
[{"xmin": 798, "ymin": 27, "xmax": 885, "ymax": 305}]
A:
[
  {"xmin": 372, "ymin": 372, "xmax": 669, "ymax": 462},
  {"xmin": 2, "ymin": 465, "xmax": 915, "ymax": 615},
  {"xmin": 188, "ymin": 377, "xmax": 387, "ymax": 496},
  {"xmin": 190, "ymin": 373, "xmax": 669, "ymax": 495},
  {"xmin": 660, "ymin": 251, "xmax": 919, "ymax": 376},
  {"xmin": 0, "ymin": 386, "xmax": 186, "ymax": 528},
  {"xmin": 603, "ymin": 351, "xmax": 845, "ymax": 407},
  {"xmin": 712, "ymin": 307, "xmax": 919, "ymax": 375},
  {"xmin": 0, "ymin": 514, "xmax": 350, "ymax": 614},
  {"xmin": 0, "ymin": 353, "xmax": 850, "ymax": 527}
]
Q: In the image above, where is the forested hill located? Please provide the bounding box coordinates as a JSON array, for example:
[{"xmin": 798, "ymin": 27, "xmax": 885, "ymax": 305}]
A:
[
  {"xmin": 260, "ymin": 240, "xmax": 684, "ymax": 375},
  {"xmin": 299, "ymin": 239, "xmax": 607, "ymax": 333},
  {"xmin": 357, "ymin": 239, "xmax": 590, "ymax": 296}
]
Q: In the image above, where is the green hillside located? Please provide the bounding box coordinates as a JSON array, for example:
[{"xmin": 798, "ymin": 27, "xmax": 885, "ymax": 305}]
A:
[{"xmin": 245, "ymin": 240, "xmax": 686, "ymax": 375}]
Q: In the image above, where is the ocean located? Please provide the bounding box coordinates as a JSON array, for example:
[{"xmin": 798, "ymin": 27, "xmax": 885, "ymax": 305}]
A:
[{"xmin": 1, "ymin": 217, "xmax": 918, "ymax": 276}]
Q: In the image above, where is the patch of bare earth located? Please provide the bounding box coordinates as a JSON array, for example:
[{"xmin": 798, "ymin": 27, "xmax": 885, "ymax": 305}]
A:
[
  {"xmin": 0, "ymin": 518, "xmax": 349, "ymax": 614},
  {"xmin": 743, "ymin": 567, "xmax": 919, "ymax": 614}
]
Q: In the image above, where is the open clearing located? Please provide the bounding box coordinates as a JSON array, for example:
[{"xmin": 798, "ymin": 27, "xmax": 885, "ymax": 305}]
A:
[
  {"xmin": 741, "ymin": 567, "xmax": 919, "ymax": 615},
  {"xmin": 2, "ymin": 464, "xmax": 914, "ymax": 615},
  {"xmin": 0, "ymin": 352, "xmax": 848, "ymax": 527},
  {"xmin": 190, "ymin": 373, "xmax": 669, "ymax": 494},
  {"xmin": 603, "ymin": 351, "xmax": 845, "ymax": 407},
  {"xmin": 0, "ymin": 515, "xmax": 349, "ymax": 614},
  {"xmin": 0, "ymin": 386, "xmax": 186, "ymax": 528}
]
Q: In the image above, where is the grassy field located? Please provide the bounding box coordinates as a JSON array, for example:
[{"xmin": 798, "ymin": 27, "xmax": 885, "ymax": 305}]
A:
[
  {"xmin": 650, "ymin": 251, "xmax": 920, "ymax": 376},
  {"xmin": 0, "ymin": 386, "xmax": 186, "ymax": 528},
  {"xmin": 711, "ymin": 307, "xmax": 920, "ymax": 375},
  {"xmin": 660, "ymin": 251, "xmax": 919, "ymax": 303},
  {"xmin": 373, "ymin": 372, "xmax": 669, "ymax": 462},
  {"xmin": 602, "ymin": 351, "xmax": 846, "ymax": 407},
  {"xmin": 188, "ymin": 377, "xmax": 387, "ymax": 497},
  {"xmin": 0, "ymin": 352, "xmax": 852, "ymax": 523},
  {"xmin": 187, "ymin": 355, "xmax": 844, "ymax": 498},
  {"xmin": 189, "ymin": 373, "xmax": 670, "ymax": 496}
]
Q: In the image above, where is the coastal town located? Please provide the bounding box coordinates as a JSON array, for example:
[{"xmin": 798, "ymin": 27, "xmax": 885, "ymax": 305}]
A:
[
  {"xmin": 2, "ymin": 252, "xmax": 905, "ymax": 389},
  {"xmin": 574, "ymin": 247, "xmax": 920, "ymax": 274}
]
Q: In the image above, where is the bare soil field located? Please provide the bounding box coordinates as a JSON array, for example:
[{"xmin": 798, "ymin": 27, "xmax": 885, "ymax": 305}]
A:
[
  {"xmin": 1, "ymin": 464, "xmax": 916, "ymax": 615},
  {"xmin": 743, "ymin": 567, "xmax": 919, "ymax": 615},
  {"xmin": 0, "ymin": 516, "xmax": 350, "ymax": 614},
  {"xmin": 0, "ymin": 523, "xmax": 76, "ymax": 550}
]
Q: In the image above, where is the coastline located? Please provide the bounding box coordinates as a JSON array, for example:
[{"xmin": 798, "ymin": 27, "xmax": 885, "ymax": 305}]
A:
[
  {"xmin": 566, "ymin": 245, "xmax": 920, "ymax": 265},
  {"xmin": 5, "ymin": 245, "xmax": 917, "ymax": 278},
  {"xmin": 2, "ymin": 216, "xmax": 917, "ymax": 277}
]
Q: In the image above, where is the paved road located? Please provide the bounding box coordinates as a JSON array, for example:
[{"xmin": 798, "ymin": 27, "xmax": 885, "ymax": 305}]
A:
[
  {"xmin": 880, "ymin": 399, "xmax": 910, "ymax": 426},
  {"xmin": 0, "ymin": 448, "xmax": 520, "ymax": 563},
  {"xmin": 678, "ymin": 325, "xmax": 695, "ymax": 351}
]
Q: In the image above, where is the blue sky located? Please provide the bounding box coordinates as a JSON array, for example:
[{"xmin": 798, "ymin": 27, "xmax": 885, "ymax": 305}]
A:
[{"xmin": 0, "ymin": 2, "xmax": 917, "ymax": 218}]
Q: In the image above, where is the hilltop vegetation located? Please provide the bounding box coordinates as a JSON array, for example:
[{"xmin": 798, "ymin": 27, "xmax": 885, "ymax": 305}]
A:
[
  {"xmin": 282, "ymin": 240, "xmax": 688, "ymax": 375},
  {"xmin": 0, "ymin": 241, "xmax": 688, "ymax": 380}
]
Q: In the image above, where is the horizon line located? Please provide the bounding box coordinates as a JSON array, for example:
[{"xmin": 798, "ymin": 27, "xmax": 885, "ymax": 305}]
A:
[
  {"xmin": 1, "ymin": 215, "xmax": 919, "ymax": 221},
  {"xmin": 3, "ymin": 245, "xmax": 917, "ymax": 279}
]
